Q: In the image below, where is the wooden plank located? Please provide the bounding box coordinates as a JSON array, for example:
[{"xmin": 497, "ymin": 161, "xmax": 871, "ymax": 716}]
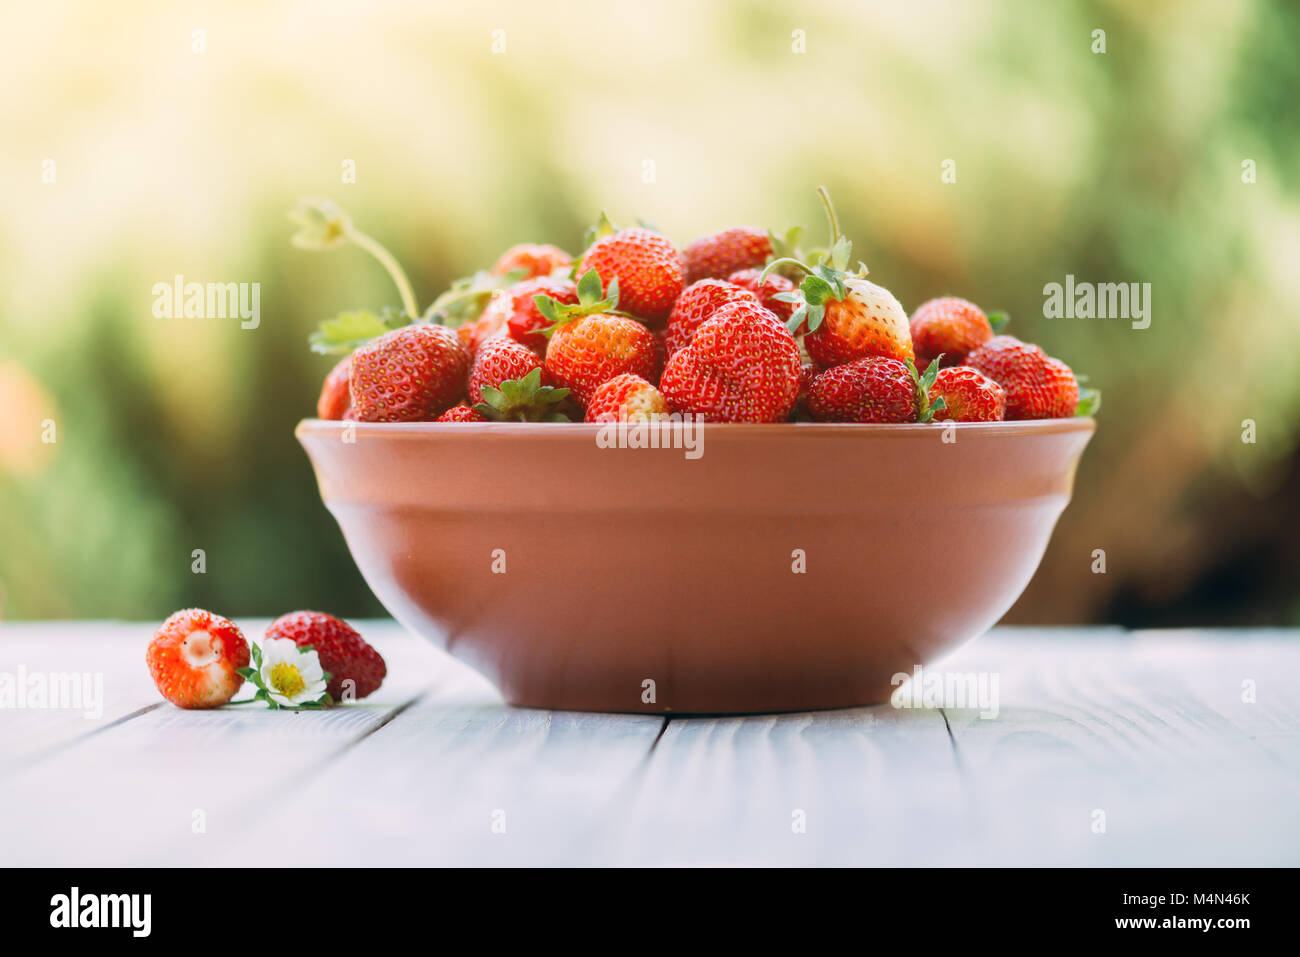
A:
[
  {"xmin": 0, "ymin": 620, "xmax": 454, "ymax": 866},
  {"xmin": 938, "ymin": 628, "xmax": 1300, "ymax": 865}
]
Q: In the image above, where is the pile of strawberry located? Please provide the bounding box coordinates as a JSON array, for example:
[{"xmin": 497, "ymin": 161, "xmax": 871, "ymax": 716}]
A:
[{"xmin": 300, "ymin": 189, "xmax": 1097, "ymax": 425}]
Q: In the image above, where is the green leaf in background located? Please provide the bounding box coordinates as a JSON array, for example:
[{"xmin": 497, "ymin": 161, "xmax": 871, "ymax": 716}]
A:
[{"xmin": 308, "ymin": 308, "xmax": 409, "ymax": 355}]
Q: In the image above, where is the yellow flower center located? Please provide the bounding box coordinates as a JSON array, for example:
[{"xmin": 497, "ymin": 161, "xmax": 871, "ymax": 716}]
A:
[{"xmin": 269, "ymin": 661, "xmax": 306, "ymax": 697}]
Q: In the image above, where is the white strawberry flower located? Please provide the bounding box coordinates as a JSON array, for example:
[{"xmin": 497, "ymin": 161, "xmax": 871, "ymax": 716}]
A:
[{"xmin": 236, "ymin": 638, "xmax": 331, "ymax": 709}]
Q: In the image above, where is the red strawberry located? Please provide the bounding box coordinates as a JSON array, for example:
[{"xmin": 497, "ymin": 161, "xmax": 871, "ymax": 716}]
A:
[
  {"xmin": 146, "ymin": 609, "xmax": 250, "ymax": 709},
  {"xmin": 660, "ymin": 300, "xmax": 800, "ymax": 422},
  {"xmin": 504, "ymin": 276, "xmax": 579, "ymax": 352},
  {"xmin": 767, "ymin": 188, "xmax": 912, "ymax": 366},
  {"xmin": 316, "ymin": 355, "xmax": 352, "ymax": 420},
  {"xmin": 545, "ymin": 315, "xmax": 659, "ymax": 406},
  {"xmin": 265, "ymin": 611, "xmax": 386, "ymax": 701},
  {"xmin": 910, "ymin": 297, "xmax": 996, "ymax": 371},
  {"xmin": 585, "ymin": 373, "xmax": 670, "ymax": 422},
  {"xmin": 728, "ymin": 268, "xmax": 796, "ymax": 323},
  {"xmin": 469, "ymin": 336, "xmax": 546, "ymax": 404},
  {"xmin": 928, "ymin": 366, "xmax": 1006, "ymax": 422},
  {"xmin": 576, "ymin": 227, "xmax": 684, "ymax": 324},
  {"xmin": 491, "ymin": 243, "xmax": 572, "ymax": 279},
  {"xmin": 436, "ymin": 404, "xmax": 487, "ymax": 422},
  {"xmin": 349, "ymin": 323, "xmax": 470, "ymax": 422},
  {"xmin": 965, "ymin": 335, "xmax": 1079, "ymax": 420},
  {"xmin": 666, "ymin": 279, "xmax": 760, "ymax": 358},
  {"xmin": 683, "ymin": 227, "xmax": 772, "ymax": 283},
  {"xmin": 807, "ymin": 356, "xmax": 917, "ymax": 424}
]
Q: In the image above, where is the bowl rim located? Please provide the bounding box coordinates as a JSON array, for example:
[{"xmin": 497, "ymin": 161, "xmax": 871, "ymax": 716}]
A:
[{"xmin": 296, "ymin": 417, "xmax": 1096, "ymax": 440}]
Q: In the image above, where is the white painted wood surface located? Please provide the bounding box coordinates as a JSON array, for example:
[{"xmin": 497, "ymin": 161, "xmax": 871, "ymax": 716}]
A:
[{"xmin": 1, "ymin": 621, "xmax": 1296, "ymax": 866}]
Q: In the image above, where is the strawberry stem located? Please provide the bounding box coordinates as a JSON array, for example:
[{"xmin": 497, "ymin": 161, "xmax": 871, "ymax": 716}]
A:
[
  {"xmin": 816, "ymin": 185, "xmax": 842, "ymax": 248},
  {"xmin": 348, "ymin": 228, "xmax": 420, "ymax": 319}
]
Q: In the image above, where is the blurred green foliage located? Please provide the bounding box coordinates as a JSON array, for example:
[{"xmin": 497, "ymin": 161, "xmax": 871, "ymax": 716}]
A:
[{"xmin": 2, "ymin": 0, "xmax": 1298, "ymax": 625}]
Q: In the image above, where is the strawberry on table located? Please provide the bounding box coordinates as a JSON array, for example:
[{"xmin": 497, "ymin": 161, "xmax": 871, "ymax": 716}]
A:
[
  {"xmin": 660, "ymin": 300, "xmax": 801, "ymax": 423},
  {"xmin": 316, "ymin": 355, "xmax": 352, "ymax": 420},
  {"xmin": 348, "ymin": 323, "xmax": 471, "ymax": 422},
  {"xmin": 965, "ymin": 335, "xmax": 1079, "ymax": 420},
  {"xmin": 576, "ymin": 225, "xmax": 684, "ymax": 325},
  {"xmin": 265, "ymin": 611, "xmax": 386, "ymax": 702},
  {"xmin": 683, "ymin": 227, "xmax": 772, "ymax": 283},
  {"xmin": 928, "ymin": 366, "xmax": 1007, "ymax": 422},
  {"xmin": 146, "ymin": 609, "xmax": 250, "ymax": 709},
  {"xmin": 909, "ymin": 297, "xmax": 999, "ymax": 371},
  {"xmin": 585, "ymin": 373, "xmax": 670, "ymax": 422},
  {"xmin": 665, "ymin": 279, "xmax": 761, "ymax": 359},
  {"xmin": 491, "ymin": 243, "xmax": 572, "ymax": 279}
]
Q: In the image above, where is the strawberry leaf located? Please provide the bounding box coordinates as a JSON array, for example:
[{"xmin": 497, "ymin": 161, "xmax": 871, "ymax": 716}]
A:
[
  {"xmin": 582, "ymin": 211, "xmax": 618, "ymax": 249},
  {"xmin": 1075, "ymin": 387, "xmax": 1101, "ymax": 417},
  {"xmin": 309, "ymin": 308, "xmax": 409, "ymax": 355},
  {"xmin": 988, "ymin": 310, "xmax": 1010, "ymax": 334},
  {"xmin": 576, "ymin": 267, "xmax": 604, "ymax": 305},
  {"xmin": 474, "ymin": 368, "xmax": 576, "ymax": 422}
]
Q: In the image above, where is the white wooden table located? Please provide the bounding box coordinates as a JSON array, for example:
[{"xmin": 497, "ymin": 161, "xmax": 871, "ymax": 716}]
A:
[{"xmin": 1, "ymin": 622, "xmax": 1296, "ymax": 866}]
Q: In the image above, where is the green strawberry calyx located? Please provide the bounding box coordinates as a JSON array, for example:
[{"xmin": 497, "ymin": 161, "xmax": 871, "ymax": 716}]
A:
[
  {"xmin": 289, "ymin": 197, "xmax": 420, "ymax": 320},
  {"xmin": 906, "ymin": 356, "xmax": 947, "ymax": 424},
  {"xmin": 1075, "ymin": 385, "xmax": 1101, "ymax": 417},
  {"xmin": 424, "ymin": 267, "xmax": 529, "ymax": 328},
  {"xmin": 473, "ymin": 368, "xmax": 576, "ymax": 422},
  {"xmin": 582, "ymin": 211, "xmax": 619, "ymax": 250},
  {"xmin": 534, "ymin": 268, "xmax": 624, "ymax": 337},
  {"xmin": 759, "ymin": 186, "xmax": 870, "ymax": 335},
  {"xmin": 987, "ymin": 310, "xmax": 1011, "ymax": 334}
]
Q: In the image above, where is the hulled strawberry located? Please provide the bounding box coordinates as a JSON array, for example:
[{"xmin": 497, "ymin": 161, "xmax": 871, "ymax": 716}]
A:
[
  {"xmin": 468, "ymin": 336, "xmax": 546, "ymax": 404},
  {"xmin": 506, "ymin": 276, "xmax": 579, "ymax": 351},
  {"xmin": 585, "ymin": 373, "xmax": 670, "ymax": 422},
  {"xmin": 762, "ymin": 187, "xmax": 912, "ymax": 367},
  {"xmin": 538, "ymin": 269, "xmax": 660, "ymax": 406},
  {"xmin": 491, "ymin": 243, "xmax": 572, "ymax": 279},
  {"xmin": 928, "ymin": 366, "xmax": 1007, "ymax": 422},
  {"xmin": 665, "ymin": 279, "xmax": 760, "ymax": 358},
  {"xmin": 436, "ymin": 403, "xmax": 487, "ymax": 422},
  {"xmin": 146, "ymin": 609, "xmax": 250, "ymax": 709},
  {"xmin": 683, "ymin": 227, "xmax": 772, "ymax": 283},
  {"xmin": 349, "ymin": 323, "xmax": 471, "ymax": 422},
  {"xmin": 265, "ymin": 611, "xmax": 386, "ymax": 701},
  {"xmin": 965, "ymin": 335, "xmax": 1079, "ymax": 420},
  {"xmin": 728, "ymin": 268, "xmax": 797, "ymax": 323},
  {"xmin": 807, "ymin": 356, "xmax": 918, "ymax": 424},
  {"xmin": 660, "ymin": 300, "xmax": 800, "ymax": 423},
  {"xmin": 317, "ymin": 355, "xmax": 352, "ymax": 420},
  {"xmin": 576, "ymin": 225, "xmax": 684, "ymax": 324},
  {"xmin": 909, "ymin": 297, "xmax": 1001, "ymax": 371}
]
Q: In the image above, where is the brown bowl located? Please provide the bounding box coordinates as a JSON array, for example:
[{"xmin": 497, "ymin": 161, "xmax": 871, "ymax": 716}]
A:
[{"xmin": 297, "ymin": 418, "xmax": 1093, "ymax": 714}]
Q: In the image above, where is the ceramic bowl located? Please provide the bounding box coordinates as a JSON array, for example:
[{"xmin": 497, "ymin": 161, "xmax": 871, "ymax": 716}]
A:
[{"xmin": 297, "ymin": 418, "xmax": 1093, "ymax": 713}]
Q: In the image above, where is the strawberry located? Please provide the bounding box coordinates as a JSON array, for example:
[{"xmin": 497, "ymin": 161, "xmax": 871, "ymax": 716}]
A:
[
  {"xmin": 468, "ymin": 336, "xmax": 547, "ymax": 404},
  {"xmin": 763, "ymin": 188, "xmax": 912, "ymax": 366},
  {"xmin": 585, "ymin": 373, "xmax": 670, "ymax": 422},
  {"xmin": 491, "ymin": 243, "xmax": 572, "ymax": 279},
  {"xmin": 660, "ymin": 300, "xmax": 800, "ymax": 423},
  {"xmin": 316, "ymin": 355, "xmax": 352, "ymax": 420},
  {"xmin": 909, "ymin": 297, "xmax": 999, "ymax": 371},
  {"xmin": 728, "ymin": 268, "xmax": 796, "ymax": 323},
  {"xmin": 683, "ymin": 227, "xmax": 772, "ymax": 283},
  {"xmin": 965, "ymin": 335, "xmax": 1079, "ymax": 420},
  {"xmin": 146, "ymin": 609, "xmax": 250, "ymax": 709},
  {"xmin": 576, "ymin": 226, "xmax": 684, "ymax": 324},
  {"xmin": 265, "ymin": 611, "xmax": 386, "ymax": 701},
  {"xmin": 665, "ymin": 279, "xmax": 760, "ymax": 358},
  {"xmin": 505, "ymin": 276, "xmax": 579, "ymax": 352},
  {"xmin": 349, "ymin": 323, "xmax": 471, "ymax": 422},
  {"xmin": 928, "ymin": 366, "xmax": 1006, "ymax": 422},
  {"xmin": 537, "ymin": 269, "xmax": 661, "ymax": 405},
  {"xmin": 807, "ymin": 356, "xmax": 918, "ymax": 424},
  {"xmin": 436, "ymin": 403, "xmax": 487, "ymax": 422}
]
